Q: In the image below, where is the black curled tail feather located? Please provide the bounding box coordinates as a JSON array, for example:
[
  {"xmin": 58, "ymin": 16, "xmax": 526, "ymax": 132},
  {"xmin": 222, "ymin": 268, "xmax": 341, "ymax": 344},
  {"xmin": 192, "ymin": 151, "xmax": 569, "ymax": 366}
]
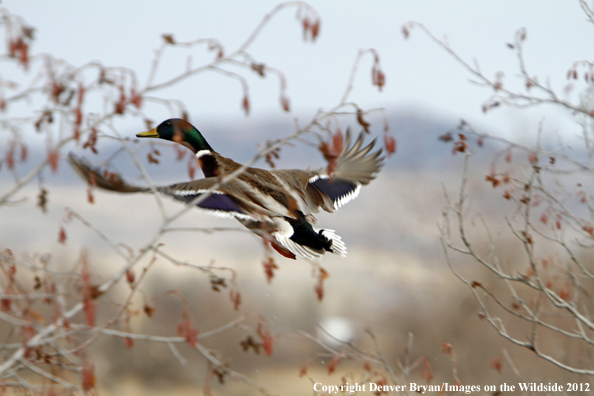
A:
[
  {"xmin": 286, "ymin": 215, "xmax": 331, "ymax": 252},
  {"xmin": 285, "ymin": 214, "xmax": 347, "ymax": 257}
]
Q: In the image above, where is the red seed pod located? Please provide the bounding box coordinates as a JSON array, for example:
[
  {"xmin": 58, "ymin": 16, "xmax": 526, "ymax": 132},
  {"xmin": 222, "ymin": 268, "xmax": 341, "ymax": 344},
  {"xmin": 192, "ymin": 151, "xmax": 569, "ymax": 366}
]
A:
[
  {"xmin": 363, "ymin": 360, "xmax": 372, "ymax": 372},
  {"xmin": 242, "ymin": 95, "xmax": 250, "ymax": 116},
  {"xmin": 262, "ymin": 256, "xmax": 278, "ymax": 283},
  {"xmin": 51, "ymin": 82, "xmax": 64, "ymax": 103},
  {"xmin": 384, "ymin": 135, "xmax": 396, "ymax": 156},
  {"xmin": 257, "ymin": 321, "xmax": 275, "ymax": 356},
  {"xmin": 310, "ymin": 20, "xmax": 320, "ymax": 41},
  {"xmin": 147, "ymin": 153, "xmax": 159, "ymax": 164},
  {"xmin": 558, "ymin": 286, "xmax": 571, "ymax": 302},
  {"xmin": 74, "ymin": 108, "xmax": 83, "ymax": 141},
  {"xmin": 77, "ymin": 84, "xmax": 85, "ymax": 106},
  {"xmin": 81, "ymin": 362, "xmax": 96, "ymax": 391},
  {"xmin": 84, "ymin": 298, "xmax": 96, "ymax": 327},
  {"xmin": 48, "ymin": 149, "xmax": 59, "ymax": 172},
  {"xmin": 37, "ymin": 187, "xmax": 48, "ymax": 213},
  {"xmin": 421, "ymin": 357, "xmax": 434, "ymax": 383},
  {"xmin": 327, "ymin": 354, "xmax": 341, "ymax": 375},
  {"xmin": 402, "ymin": 26, "xmax": 410, "ymax": 39},
  {"xmin": 490, "ymin": 356, "xmax": 503, "ymax": 373},
  {"xmin": 126, "ymin": 269, "xmax": 135, "ymax": 284},
  {"xmin": 58, "ymin": 227, "xmax": 67, "ymax": 244},
  {"xmin": 6, "ymin": 142, "xmax": 15, "ymax": 169},
  {"xmin": 178, "ymin": 319, "xmax": 198, "ymax": 348},
  {"xmin": 302, "ymin": 17, "xmax": 310, "ymax": 41},
  {"xmin": 375, "ymin": 69, "xmax": 385, "ymax": 91},
  {"xmin": 356, "ymin": 109, "xmax": 371, "ymax": 133},
  {"xmin": 87, "ymin": 186, "xmax": 94, "ymax": 204},
  {"xmin": 280, "ymin": 95, "xmax": 290, "ymax": 112},
  {"xmin": 438, "ymin": 132, "xmax": 453, "ymax": 142},
  {"xmin": 174, "ymin": 145, "xmax": 186, "ymax": 161},
  {"xmin": 114, "ymin": 85, "xmax": 126, "ymax": 114},
  {"xmin": 9, "ymin": 39, "xmax": 17, "ymax": 57},
  {"xmin": 251, "ymin": 62, "xmax": 266, "ymax": 77},
  {"xmin": 485, "ymin": 175, "xmax": 500, "ymax": 188},
  {"xmin": 229, "ymin": 289, "xmax": 241, "ymax": 311},
  {"xmin": 83, "ymin": 128, "xmax": 98, "ymax": 153},
  {"xmin": 20, "ymin": 143, "xmax": 28, "ymax": 161},
  {"xmin": 299, "ymin": 363, "xmax": 308, "ymax": 377},
  {"xmin": 144, "ymin": 304, "xmax": 155, "ymax": 317},
  {"xmin": 505, "ymin": 150, "xmax": 512, "ymax": 163},
  {"xmin": 162, "ymin": 34, "xmax": 175, "ymax": 44},
  {"xmin": 314, "ymin": 268, "xmax": 329, "ymax": 301},
  {"xmin": 332, "ymin": 129, "xmax": 343, "ymax": 154},
  {"xmin": 188, "ymin": 157, "xmax": 196, "ymax": 179},
  {"xmin": 130, "ymin": 87, "xmax": 142, "ymax": 109},
  {"xmin": 19, "ymin": 41, "xmax": 29, "ymax": 70}
]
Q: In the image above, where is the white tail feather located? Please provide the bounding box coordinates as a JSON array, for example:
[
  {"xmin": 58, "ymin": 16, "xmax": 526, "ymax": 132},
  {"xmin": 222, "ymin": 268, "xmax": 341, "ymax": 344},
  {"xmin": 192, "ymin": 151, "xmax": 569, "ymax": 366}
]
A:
[{"xmin": 320, "ymin": 229, "xmax": 347, "ymax": 257}]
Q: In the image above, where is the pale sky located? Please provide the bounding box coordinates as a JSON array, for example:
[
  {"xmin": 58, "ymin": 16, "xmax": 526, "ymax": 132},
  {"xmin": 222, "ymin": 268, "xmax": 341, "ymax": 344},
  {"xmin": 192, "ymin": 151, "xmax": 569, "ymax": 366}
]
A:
[{"xmin": 4, "ymin": 1, "xmax": 592, "ymax": 139}]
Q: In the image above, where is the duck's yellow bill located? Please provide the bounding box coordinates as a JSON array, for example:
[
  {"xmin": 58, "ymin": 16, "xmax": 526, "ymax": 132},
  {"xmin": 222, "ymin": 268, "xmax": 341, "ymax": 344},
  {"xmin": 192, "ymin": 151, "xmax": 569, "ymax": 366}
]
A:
[{"xmin": 136, "ymin": 128, "xmax": 159, "ymax": 138}]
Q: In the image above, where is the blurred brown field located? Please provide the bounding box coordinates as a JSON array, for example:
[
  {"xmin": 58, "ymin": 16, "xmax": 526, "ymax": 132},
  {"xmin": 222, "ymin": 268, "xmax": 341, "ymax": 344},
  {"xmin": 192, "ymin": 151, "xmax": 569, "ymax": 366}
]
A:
[{"xmin": 3, "ymin": 114, "xmax": 591, "ymax": 395}]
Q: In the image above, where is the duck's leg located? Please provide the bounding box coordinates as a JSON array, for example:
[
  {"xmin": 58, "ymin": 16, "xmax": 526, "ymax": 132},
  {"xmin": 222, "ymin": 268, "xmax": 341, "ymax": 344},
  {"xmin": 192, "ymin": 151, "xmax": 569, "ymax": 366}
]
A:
[
  {"xmin": 238, "ymin": 218, "xmax": 297, "ymax": 259},
  {"xmin": 270, "ymin": 241, "xmax": 297, "ymax": 259}
]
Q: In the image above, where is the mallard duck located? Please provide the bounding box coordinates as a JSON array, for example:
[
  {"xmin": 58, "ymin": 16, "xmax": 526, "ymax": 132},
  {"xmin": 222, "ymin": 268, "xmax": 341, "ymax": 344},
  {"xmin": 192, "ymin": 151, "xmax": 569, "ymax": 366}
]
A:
[{"xmin": 69, "ymin": 119, "xmax": 384, "ymax": 260}]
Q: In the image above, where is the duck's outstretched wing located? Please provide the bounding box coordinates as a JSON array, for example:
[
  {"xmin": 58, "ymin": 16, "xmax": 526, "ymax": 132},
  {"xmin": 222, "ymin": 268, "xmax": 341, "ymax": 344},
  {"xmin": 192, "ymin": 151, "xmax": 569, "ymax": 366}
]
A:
[
  {"xmin": 272, "ymin": 129, "xmax": 384, "ymax": 213},
  {"xmin": 68, "ymin": 153, "xmax": 146, "ymax": 193},
  {"xmin": 156, "ymin": 179, "xmax": 258, "ymax": 220},
  {"xmin": 68, "ymin": 153, "xmax": 255, "ymax": 220}
]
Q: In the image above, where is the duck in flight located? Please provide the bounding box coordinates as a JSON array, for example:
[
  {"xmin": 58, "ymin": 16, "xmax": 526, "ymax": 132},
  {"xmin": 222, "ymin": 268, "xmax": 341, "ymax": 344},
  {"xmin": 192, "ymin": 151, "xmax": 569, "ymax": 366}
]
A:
[{"xmin": 70, "ymin": 118, "xmax": 384, "ymax": 260}]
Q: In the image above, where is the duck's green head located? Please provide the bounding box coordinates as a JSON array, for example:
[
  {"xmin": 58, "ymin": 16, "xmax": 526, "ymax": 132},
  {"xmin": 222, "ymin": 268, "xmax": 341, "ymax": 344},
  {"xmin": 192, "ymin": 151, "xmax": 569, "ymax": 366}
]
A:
[{"xmin": 136, "ymin": 118, "xmax": 213, "ymax": 154}]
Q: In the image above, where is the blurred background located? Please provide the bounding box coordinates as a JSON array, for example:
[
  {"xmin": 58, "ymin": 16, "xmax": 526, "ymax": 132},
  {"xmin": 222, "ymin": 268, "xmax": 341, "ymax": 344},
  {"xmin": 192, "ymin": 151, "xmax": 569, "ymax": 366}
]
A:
[{"xmin": 2, "ymin": 1, "xmax": 593, "ymax": 394}]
